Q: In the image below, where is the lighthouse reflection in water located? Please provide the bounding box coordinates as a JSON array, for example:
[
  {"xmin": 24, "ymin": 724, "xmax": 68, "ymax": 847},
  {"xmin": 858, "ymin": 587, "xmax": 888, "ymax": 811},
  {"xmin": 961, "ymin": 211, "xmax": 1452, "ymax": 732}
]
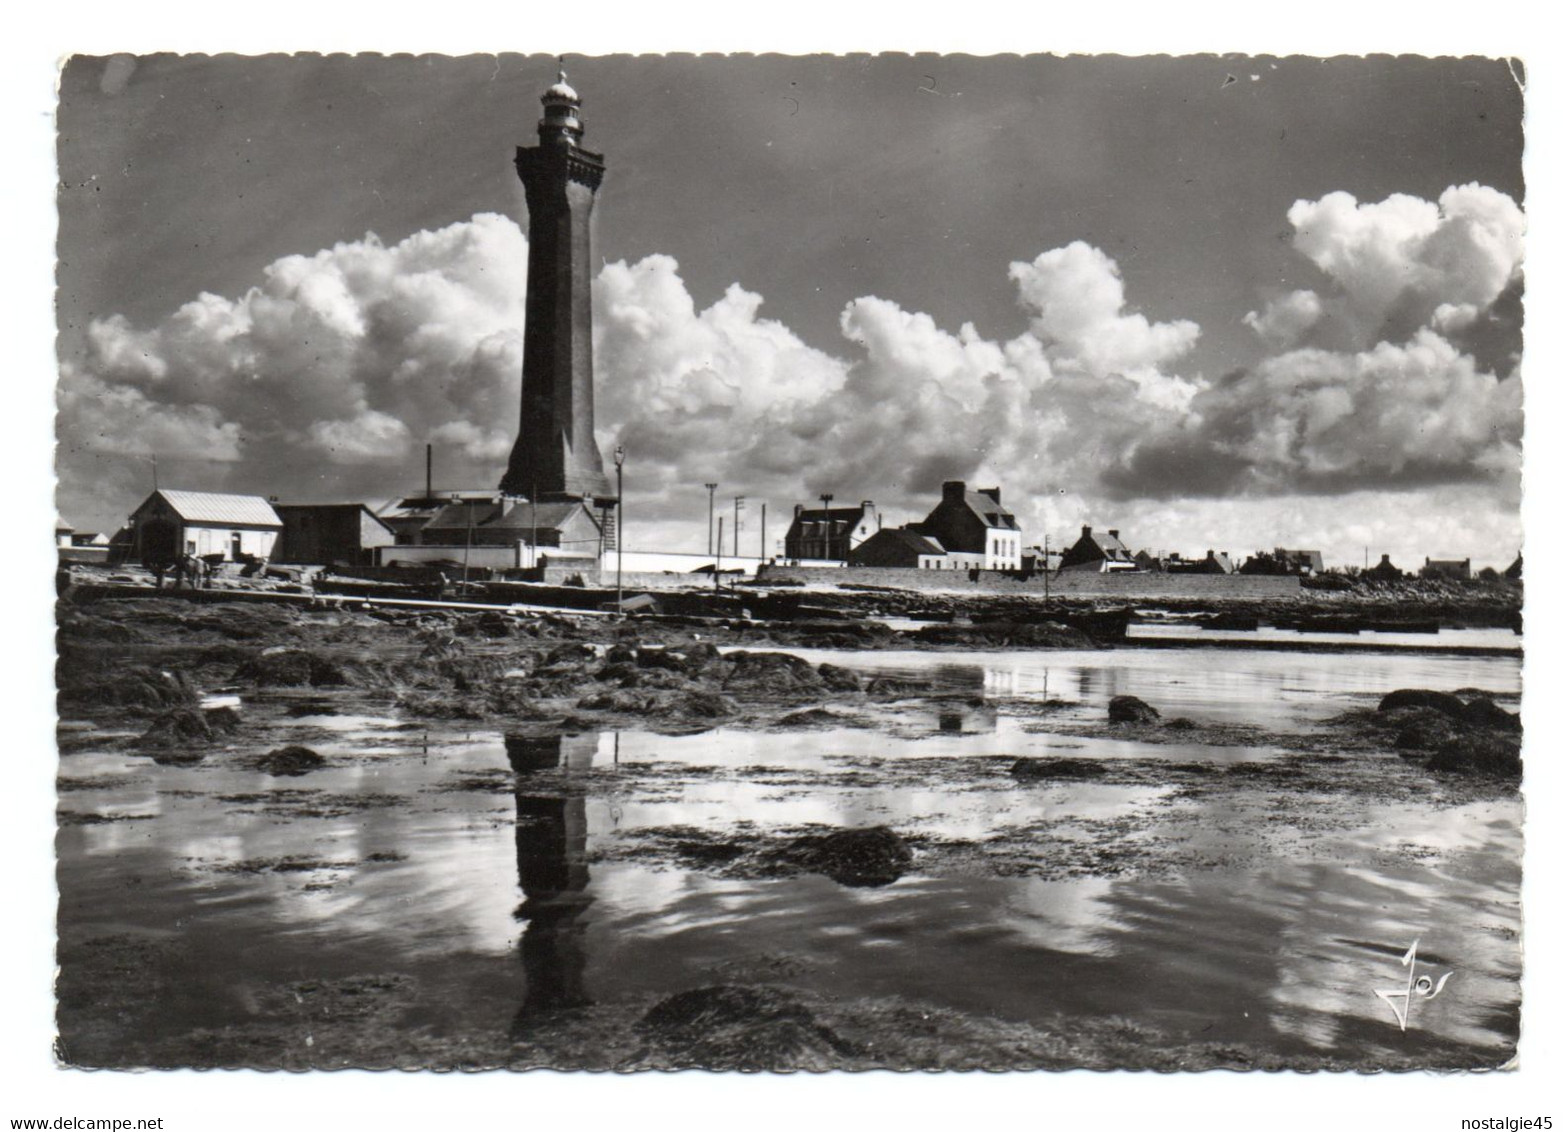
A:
[{"xmin": 507, "ymin": 732, "xmax": 598, "ymax": 1027}]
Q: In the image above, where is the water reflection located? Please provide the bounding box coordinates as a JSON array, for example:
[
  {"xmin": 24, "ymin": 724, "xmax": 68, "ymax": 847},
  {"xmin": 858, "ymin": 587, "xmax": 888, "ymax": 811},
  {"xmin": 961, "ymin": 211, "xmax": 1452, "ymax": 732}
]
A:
[
  {"xmin": 507, "ymin": 733, "xmax": 597, "ymax": 1025},
  {"xmin": 55, "ymin": 640, "xmax": 1523, "ymax": 1067}
]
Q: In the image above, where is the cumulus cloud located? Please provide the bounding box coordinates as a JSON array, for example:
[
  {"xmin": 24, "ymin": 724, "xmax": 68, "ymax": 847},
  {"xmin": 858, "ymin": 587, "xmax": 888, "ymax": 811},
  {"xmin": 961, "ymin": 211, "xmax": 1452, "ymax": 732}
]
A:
[
  {"xmin": 1009, "ymin": 241, "xmax": 1202, "ymax": 409},
  {"xmin": 57, "ymin": 183, "xmax": 1522, "ymax": 566},
  {"xmin": 1243, "ymin": 289, "xmax": 1322, "ymax": 348},
  {"xmin": 1105, "ymin": 328, "xmax": 1522, "ymax": 498},
  {"xmin": 1114, "ymin": 184, "xmax": 1524, "ymax": 510},
  {"xmin": 1286, "ymin": 183, "xmax": 1524, "ymax": 347},
  {"xmin": 59, "ymin": 212, "xmax": 531, "ymax": 491},
  {"xmin": 594, "ymin": 241, "xmax": 1194, "ymax": 537}
]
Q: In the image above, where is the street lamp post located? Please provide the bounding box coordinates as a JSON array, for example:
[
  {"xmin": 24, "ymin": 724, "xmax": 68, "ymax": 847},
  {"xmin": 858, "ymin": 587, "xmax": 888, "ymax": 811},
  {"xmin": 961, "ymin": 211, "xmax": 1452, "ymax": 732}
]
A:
[
  {"xmin": 819, "ymin": 493, "xmax": 834, "ymax": 562},
  {"xmin": 614, "ymin": 445, "xmax": 625, "ymax": 612},
  {"xmin": 705, "ymin": 483, "xmax": 718, "ymax": 556}
]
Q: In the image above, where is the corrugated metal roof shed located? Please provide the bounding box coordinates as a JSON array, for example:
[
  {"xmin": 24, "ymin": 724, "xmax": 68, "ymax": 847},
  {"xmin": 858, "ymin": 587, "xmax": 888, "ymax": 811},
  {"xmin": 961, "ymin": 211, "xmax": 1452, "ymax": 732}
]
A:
[{"xmin": 156, "ymin": 489, "xmax": 282, "ymax": 527}]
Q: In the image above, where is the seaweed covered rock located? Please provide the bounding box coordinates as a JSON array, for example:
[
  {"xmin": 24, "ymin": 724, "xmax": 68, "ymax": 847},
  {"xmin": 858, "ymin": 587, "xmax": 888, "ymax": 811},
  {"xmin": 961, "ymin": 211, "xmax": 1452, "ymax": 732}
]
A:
[
  {"xmin": 453, "ymin": 611, "xmax": 516, "ymax": 639},
  {"xmin": 653, "ymin": 689, "xmax": 739, "ymax": 721},
  {"xmin": 635, "ymin": 647, "xmax": 690, "ymax": 673},
  {"xmin": 1387, "ymin": 696, "xmax": 1523, "ymax": 780},
  {"xmin": 1458, "ymin": 697, "xmax": 1521, "ymax": 732},
  {"xmin": 777, "ymin": 708, "xmax": 859, "ymax": 728},
  {"xmin": 138, "ymin": 705, "xmax": 240, "ymax": 750},
  {"xmin": 577, "ymin": 689, "xmax": 657, "ymax": 713},
  {"xmin": 1108, "ymin": 695, "xmax": 1160, "ymax": 724},
  {"xmin": 721, "ymin": 651, "xmax": 824, "ymax": 694},
  {"xmin": 1425, "ymin": 733, "xmax": 1522, "ymax": 778},
  {"xmin": 603, "ymin": 642, "xmax": 639, "ymax": 665},
  {"xmin": 538, "ymin": 641, "xmax": 601, "ymax": 672},
  {"xmin": 817, "ymin": 663, "xmax": 863, "ymax": 693},
  {"xmin": 786, "ymin": 826, "xmax": 912, "ymax": 887},
  {"xmin": 633, "ymin": 985, "xmax": 856, "ymax": 1071},
  {"xmin": 1010, "ymin": 756, "xmax": 1109, "ymax": 781},
  {"xmin": 235, "ymin": 648, "xmax": 346, "ymax": 688},
  {"xmin": 1393, "ymin": 710, "xmax": 1465, "ymax": 753},
  {"xmin": 254, "ymin": 745, "xmax": 327, "ymax": 777},
  {"xmin": 865, "ymin": 676, "xmax": 934, "ymax": 700},
  {"xmin": 58, "ymin": 664, "xmax": 201, "ymax": 715}
]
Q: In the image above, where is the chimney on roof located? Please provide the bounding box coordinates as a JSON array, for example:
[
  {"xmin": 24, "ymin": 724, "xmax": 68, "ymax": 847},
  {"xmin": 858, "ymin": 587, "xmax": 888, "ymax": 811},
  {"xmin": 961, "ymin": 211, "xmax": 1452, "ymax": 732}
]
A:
[
  {"xmin": 943, "ymin": 481, "xmax": 966, "ymax": 503},
  {"xmin": 1108, "ymin": 529, "xmax": 1120, "ymax": 540},
  {"xmin": 1082, "ymin": 525, "xmax": 1092, "ymax": 538},
  {"xmin": 794, "ymin": 503, "xmax": 803, "ymax": 520},
  {"xmin": 1206, "ymin": 549, "xmax": 1215, "ymax": 559},
  {"xmin": 1380, "ymin": 554, "xmax": 1392, "ymax": 565},
  {"xmin": 982, "ymin": 486, "xmax": 1001, "ymax": 505}
]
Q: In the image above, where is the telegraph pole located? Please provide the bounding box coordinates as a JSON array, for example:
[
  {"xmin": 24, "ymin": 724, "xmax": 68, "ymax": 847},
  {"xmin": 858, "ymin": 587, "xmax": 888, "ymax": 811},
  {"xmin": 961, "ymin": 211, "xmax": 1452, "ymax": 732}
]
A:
[
  {"xmin": 1044, "ymin": 532, "xmax": 1051, "ymax": 603},
  {"xmin": 614, "ymin": 446, "xmax": 625, "ymax": 611},
  {"xmin": 705, "ymin": 483, "xmax": 718, "ymax": 556},
  {"xmin": 819, "ymin": 493, "xmax": 834, "ymax": 562},
  {"xmin": 733, "ymin": 495, "xmax": 745, "ymax": 557},
  {"xmin": 760, "ymin": 502, "xmax": 767, "ymax": 563},
  {"xmin": 715, "ymin": 517, "xmax": 724, "ymax": 591}
]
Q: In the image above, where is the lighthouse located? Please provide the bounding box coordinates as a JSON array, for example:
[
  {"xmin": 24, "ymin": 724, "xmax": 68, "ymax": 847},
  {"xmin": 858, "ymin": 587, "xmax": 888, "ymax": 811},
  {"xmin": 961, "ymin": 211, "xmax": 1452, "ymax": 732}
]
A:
[{"xmin": 500, "ymin": 68, "xmax": 614, "ymax": 507}]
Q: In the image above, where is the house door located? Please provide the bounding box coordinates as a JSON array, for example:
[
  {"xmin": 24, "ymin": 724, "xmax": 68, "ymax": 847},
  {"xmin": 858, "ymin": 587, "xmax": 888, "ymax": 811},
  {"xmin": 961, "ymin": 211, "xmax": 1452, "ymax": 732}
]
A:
[{"xmin": 231, "ymin": 532, "xmax": 243, "ymax": 561}]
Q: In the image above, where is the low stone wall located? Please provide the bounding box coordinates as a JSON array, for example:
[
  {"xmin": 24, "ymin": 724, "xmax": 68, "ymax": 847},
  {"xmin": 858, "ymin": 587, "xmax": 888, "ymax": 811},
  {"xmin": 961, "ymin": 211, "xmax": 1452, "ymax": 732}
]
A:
[{"xmin": 756, "ymin": 564, "xmax": 1305, "ymax": 600}]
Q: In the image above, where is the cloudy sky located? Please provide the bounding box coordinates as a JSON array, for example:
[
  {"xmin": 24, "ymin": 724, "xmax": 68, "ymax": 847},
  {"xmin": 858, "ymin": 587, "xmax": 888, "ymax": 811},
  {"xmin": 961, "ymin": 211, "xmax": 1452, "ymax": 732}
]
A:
[{"xmin": 55, "ymin": 53, "xmax": 1525, "ymax": 566}]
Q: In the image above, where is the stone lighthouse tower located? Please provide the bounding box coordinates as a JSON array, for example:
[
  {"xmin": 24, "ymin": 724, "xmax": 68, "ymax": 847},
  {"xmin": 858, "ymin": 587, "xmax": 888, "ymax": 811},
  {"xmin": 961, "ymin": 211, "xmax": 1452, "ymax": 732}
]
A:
[{"xmin": 500, "ymin": 69, "xmax": 614, "ymax": 505}]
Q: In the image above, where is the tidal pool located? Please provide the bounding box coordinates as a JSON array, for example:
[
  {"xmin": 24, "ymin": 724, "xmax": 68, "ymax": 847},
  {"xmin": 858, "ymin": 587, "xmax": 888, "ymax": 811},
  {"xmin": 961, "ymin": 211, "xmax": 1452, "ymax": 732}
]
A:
[{"xmin": 56, "ymin": 645, "xmax": 1523, "ymax": 1069}]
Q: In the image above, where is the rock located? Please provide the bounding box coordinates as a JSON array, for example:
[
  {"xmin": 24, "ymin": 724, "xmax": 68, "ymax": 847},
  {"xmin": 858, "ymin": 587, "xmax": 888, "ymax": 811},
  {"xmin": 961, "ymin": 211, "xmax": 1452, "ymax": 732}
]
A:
[
  {"xmin": 596, "ymin": 661, "xmax": 642, "ymax": 686},
  {"xmin": 777, "ymin": 708, "xmax": 855, "ymax": 728},
  {"xmin": 235, "ymin": 649, "xmax": 346, "ymax": 688},
  {"xmin": 1394, "ymin": 711, "xmax": 1464, "ymax": 753},
  {"xmin": 1108, "ymin": 695, "xmax": 1160, "ymax": 724},
  {"xmin": 453, "ymin": 611, "xmax": 516, "ymax": 638},
  {"xmin": 58, "ymin": 666, "xmax": 200, "ymax": 714},
  {"xmin": 636, "ymin": 647, "xmax": 688, "ymax": 672},
  {"xmin": 604, "ymin": 643, "xmax": 639, "ymax": 665},
  {"xmin": 1010, "ymin": 757, "xmax": 1109, "ymax": 780},
  {"xmin": 914, "ymin": 621, "xmax": 1091, "ymax": 648},
  {"xmin": 865, "ymin": 676, "xmax": 934, "ymax": 700},
  {"xmin": 788, "ymin": 826, "xmax": 912, "ymax": 887},
  {"xmin": 254, "ymin": 745, "xmax": 327, "ymax": 776},
  {"xmin": 138, "ymin": 705, "xmax": 239, "ymax": 749},
  {"xmin": 1164, "ymin": 717, "xmax": 1199, "ymax": 731},
  {"xmin": 1425, "ymin": 733, "xmax": 1522, "ymax": 778},
  {"xmin": 721, "ymin": 651, "xmax": 824, "ymax": 693},
  {"xmin": 682, "ymin": 642, "xmax": 725, "ymax": 673},
  {"xmin": 1377, "ymin": 689, "xmax": 1465, "ymax": 717},
  {"xmin": 816, "ymin": 663, "xmax": 862, "ymax": 693},
  {"xmin": 577, "ymin": 689, "xmax": 656, "ymax": 713},
  {"xmin": 653, "ymin": 690, "xmax": 739, "ymax": 720},
  {"xmin": 1458, "ymin": 697, "xmax": 1521, "ymax": 732},
  {"xmin": 634, "ymin": 985, "xmax": 855, "ymax": 1071},
  {"xmin": 541, "ymin": 641, "xmax": 601, "ymax": 669}
]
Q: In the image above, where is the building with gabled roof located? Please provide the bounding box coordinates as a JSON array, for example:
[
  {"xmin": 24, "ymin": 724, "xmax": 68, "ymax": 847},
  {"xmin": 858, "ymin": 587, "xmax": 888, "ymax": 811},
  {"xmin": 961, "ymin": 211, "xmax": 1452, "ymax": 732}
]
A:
[
  {"xmin": 127, "ymin": 489, "xmax": 283, "ymax": 564},
  {"xmin": 1058, "ymin": 525, "xmax": 1136, "ymax": 573},
  {"xmin": 416, "ymin": 495, "xmax": 609, "ymax": 558},
  {"xmin": 910, "ymin": 481, "xmax": 1022, "ymax": 570},
  {"xmin": 847, "ymin": 527, "xmax": 948, "ymax": 569},
  {"xmin": 1421, "ymin": 556, "xmax": 1472, "ymax": 581},
  {"xmin": 784, "ymin": 500, "xmax": 878, "ymax": 563},
  {"xmin": 274, "ymin": 503, "xmax": 396, "ymax": 567},
  {"xmin": 1166, "ymin": 550, "xmax": 1236, "ymax": 575}
]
